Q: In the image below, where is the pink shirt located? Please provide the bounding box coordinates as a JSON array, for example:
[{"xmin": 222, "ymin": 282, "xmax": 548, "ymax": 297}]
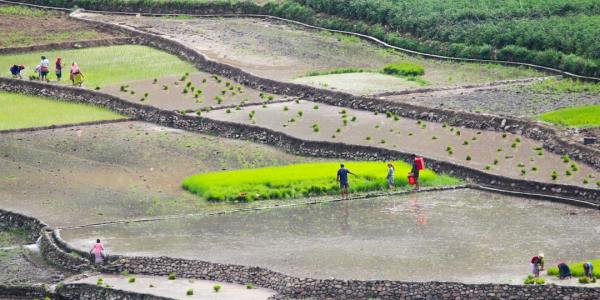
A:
[{"xmin": 91, "ymin": 243, "xmax": 104, "ymax": 254}]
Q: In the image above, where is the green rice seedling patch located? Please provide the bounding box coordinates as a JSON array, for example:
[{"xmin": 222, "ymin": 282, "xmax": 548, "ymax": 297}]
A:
[
  {"xmin": 0, "ymin": 45, "xmax": 196, "ymax": 87},
  {"xmin": 182, "ymin": 161, "xmax": 460, "ymax": 202},
  {"xmin": 0, "ymin": 91, "xmax": 124, "ymax": 130},
  {"xmin": 537, "ymin": 105, "xmax": 600, "ymax": 128},
  {"xmin": 547, "ymin": 258, "xmax": 600, "ymax": 278}
]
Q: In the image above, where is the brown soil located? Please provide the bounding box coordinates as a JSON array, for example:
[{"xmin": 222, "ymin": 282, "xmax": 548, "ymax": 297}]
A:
[
  {"xmin": 0, "ymin": 7, "xmax": 120, "ymax": 48},
  {"xmin": 77, "ymin": 13, "xmax": 540, "ymax": 89},
  {"xmin": 0, "ymin": 121, "xmax": 320, "ymax": 228},
  {"xmin": 101, "ymin": 73, "xmax": 284, "ymax": 111},
  {"xmin": 201, "ymin": 101, "xmax": 599, "ymax": 188}
]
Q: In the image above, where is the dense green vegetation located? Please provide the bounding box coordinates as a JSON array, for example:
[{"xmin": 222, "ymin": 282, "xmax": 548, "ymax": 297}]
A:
[
  {"xmin": 0, "ymin": 91, "xmax": 123, "ymax": 130},
  {"xmin": 18, "ymin": 0, "xmax": 600, "ymax": 77},
  {"xmin": 383, "ymin": 62, "xmax": 424, "ymax": 77},
  {"xmin": 182, "ymin": 161, "xmax": 461, "ymax": 201},
  {"xmin": 0, "ymin": 45, "xmax": 196, "ymax": 87},
  {"xmin": 547, "ymin": 258, "xmax": 600, "ymax": 278},
  {"xmin": 538, "ymin": 105, "xmax": 600, "ymax": 128}
]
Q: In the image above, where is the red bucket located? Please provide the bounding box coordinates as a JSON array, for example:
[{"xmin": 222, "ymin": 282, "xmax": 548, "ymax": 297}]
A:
[
  {"xmin": 408, "ymin": 174, "xmax": 416, "ymax": 185},
  {"xmin": 415, "ymin": 157, "xmax": 425, "ymax": 170}
]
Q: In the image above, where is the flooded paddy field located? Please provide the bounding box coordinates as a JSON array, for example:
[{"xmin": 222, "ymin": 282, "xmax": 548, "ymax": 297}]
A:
[
  {"xmin": 77, "ymin": 13, "xmax": 540, "ymax": 94},
  {"xmin": 61, "ymin": 189, "xmax": 600, "ymax": 284},
  {"xmin": 200, "ymin": 100, "xmax": 599, "ymax": 188},
  {"xmin": 0, "ymin": 121, "xmax": 321, "ymax": 228}
]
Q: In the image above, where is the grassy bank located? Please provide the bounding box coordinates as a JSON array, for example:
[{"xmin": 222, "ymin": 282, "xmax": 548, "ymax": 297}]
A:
[
  {"xmin": 538, "ymin": 105, "xmax": 600, "ymax": 128},
  {"xmin": 547, "ymin": 258, "xmax": 600, "ymax": 278},
  {"xmin": 182, "ymin": 161, "xmax": 461, "ymax": 201},
  {"xmin": 0, "ymin": 45, "xmax": 196, "ymax": 87},
  {"xmin": 0, "ymin": 91, "xmax": 124, "ymax": 130}
]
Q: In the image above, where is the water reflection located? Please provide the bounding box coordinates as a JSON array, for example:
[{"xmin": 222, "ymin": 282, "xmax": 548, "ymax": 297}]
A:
[{"xmin": 61, "ymin": 189, "xmax": 600, "ymax": 283}]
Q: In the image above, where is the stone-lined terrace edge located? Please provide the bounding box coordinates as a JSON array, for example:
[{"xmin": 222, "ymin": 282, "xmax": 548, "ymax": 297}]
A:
[
  {"xmin": 4, "ymin": 206, "xmax": 600, "ymax": 299},
  {"xmin": 1, "ymin": 78, "xmax": 598, "ymax": 204},
  {"xmin": 65, "ymin": 10, "xmax": 600, "ymax": 172}
]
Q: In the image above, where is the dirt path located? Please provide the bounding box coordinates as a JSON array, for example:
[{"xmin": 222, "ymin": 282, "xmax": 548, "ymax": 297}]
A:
[{"xmin": 200, "ymin": 100, "xmax": 599, "ymax": 188}]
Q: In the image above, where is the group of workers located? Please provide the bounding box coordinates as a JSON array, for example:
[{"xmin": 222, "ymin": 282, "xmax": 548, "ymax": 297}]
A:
[
  {"xmin": 531, "ymin": 253, "xmax": 595, "ymax": 280},
  {"xmin": 9, "ymin": 55, "xmax": 84, "ymax": 86},
  {"xmin": 336, "ymin": 154, "xmax": 422, "ymax": 200}
]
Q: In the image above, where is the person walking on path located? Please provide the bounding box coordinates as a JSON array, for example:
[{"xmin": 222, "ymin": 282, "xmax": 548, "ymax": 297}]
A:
[
  {"xmin": 9, "ymin": 64, "xmax": 24, "ymax": 79},
  {"xmin": 386, "ymin": 163, "xmax": 395, "ymax": 191},
  {"xmin": 410, "ymin": 154, "xmax": 420, "ymax": 191},
  {"xmin": 90, "ymin": 239, "xmax": 105, "ymax": 264},
  {"xmin": 70, "ymin": 62, "xmax": 84, "ymax": 86},
  {"xmin": 55, "ymin": 57, "xmax": 62, "ymax": 81},
  {"xmin": 39, "ymin": 56, "xmax": 50, "ymax": 82},
  {"xmin": 337, "ymin": 164, "xmax": 355, "ymax": 200}
]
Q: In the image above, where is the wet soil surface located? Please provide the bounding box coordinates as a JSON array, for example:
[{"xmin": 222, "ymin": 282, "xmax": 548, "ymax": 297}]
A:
[
  {"xmin": 60, "ymin": 189, "xmax": 600, "ymax": 284},
  {"xmin": 386, "ymin": 85, "xmax": 600, "ymax": 119},
  {"xmin": 71, "ymin": 274, "xmax": 276, "ymax": 300},
  {"xmin": 77, "ymin": 13, "xmax": 539, "ymax": 90},
  {"xmin": 0, "ymin": 229, "xmax": 64, "ymax": 284},
  {"xmin": 0, "ymin": 121, "xmax": 320, "ymax": 228},
  {"xmin": 0, "ymin": 6, "xmax": 120, "ymax": 48},
  {"xmin": 101, "ymin": 73, "xmax": 285, "ymax": 111},
  {"xmin": 200, "ymin": 100, "xmax": 599, "ymax": 188},
  {"xmin": 291, "ymin": 72, "xmax": 422, "ymax": 94}
]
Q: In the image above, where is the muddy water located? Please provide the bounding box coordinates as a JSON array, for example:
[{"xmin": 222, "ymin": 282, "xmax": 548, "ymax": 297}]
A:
[{"xmin": 61, "ymin": 189, "xmax": 600, "ymax": 283}]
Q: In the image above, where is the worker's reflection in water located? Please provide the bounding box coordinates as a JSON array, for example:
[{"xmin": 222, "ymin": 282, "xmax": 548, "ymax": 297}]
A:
[
  {"xmin": 409, "ymin": 193, "xmax": 428, "ymax": 225},
  {"xmin": 339, "ymin": 201, "xmax": 351, "ymax": 235}
]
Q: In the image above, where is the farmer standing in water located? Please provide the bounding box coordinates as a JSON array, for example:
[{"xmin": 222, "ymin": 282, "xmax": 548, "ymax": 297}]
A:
[{"xmin": 337, "ymin": 163, "xmax": 355, "ymax": 200}]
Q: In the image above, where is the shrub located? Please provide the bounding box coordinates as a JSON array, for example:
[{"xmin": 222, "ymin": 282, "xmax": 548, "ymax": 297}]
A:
[
  {"xmin": 579, "ymin": 277, "xmax": 590, "ymax": 284},
  {"xmin": 97, "ymin": 277, "xmax": 103, "ymax": 285},
  {"xmin": 312, "ymin": 123, "xmax": 320, "ymax": 132},
  {"xmin": 485, "ymin": 165, "xmax": 491, "ymax": 170},
  {"xmin": 313, "ymin": 105, "xmax": 319, "ymax": 109},
  {"xmin": 562, "ymin": 154, "xmax": 570, "ymax": 163},
  {"xmin": 351, "ymin": 116, "xmax": 357, "ymax": 122},
  {"xmin": 128, "ymin": 277, "xmax": 136, "ymax": 283},
  {"xmin": 466, "ymin": 155, "xmax": 472, "ymax": 161},
  {"xmin": 213, "ymin": 284, "xmax": 221, "ymax": 293},
  {"xmin": 283, "ymin": 106, "xmax": 289, "ymax": 111},
  {"xmin": 493, "ymin": 159, "xmax": 499, "ymax": 165},
  {"xmin": 226, "ymin": 109, "xmax": 231, "ymax": 114},
  {"xmin": 121, "ymin": 269, "xmax": 129, "ymax": 276},
  {"xmin": 247, "ymin": 283, "xmax": 254, "ymax": 289},
  {"xmin": 95, "ymin": 86, "xmax": 100, "ymax": 90},
  {"xmin": 383, "ymin": 62, "xmax": 425, "ymax": 76},
  {"xmin": 168, "ymin": 273, "xmax": 176, "ymax": 280},
  {"xmin": 186, "ymin": 289, "xmax": 194, "ymax": 295},
  {"xmin": 551, "ymin": 170, "xmax": 558, "ymax": 180}
]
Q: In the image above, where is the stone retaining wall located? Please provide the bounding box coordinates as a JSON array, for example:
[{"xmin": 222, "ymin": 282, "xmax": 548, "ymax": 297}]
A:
[
  {"xmin": 0, "ymin": 284, "xmax": 48, "ymax": 299},
  {"xmin": 67, "ymin": 11, "xmax": 600, "ymax": 172},
  {"xmin": 0, "ymin": 77, "xmax": 598, "ymax": 204},
  {"xmin": 39, "ymin": 228, "xmax": 91, "ymax": 273},
  {"xmin": 0, "ymin": 208, "xmax": 47, "ymax": 242}
]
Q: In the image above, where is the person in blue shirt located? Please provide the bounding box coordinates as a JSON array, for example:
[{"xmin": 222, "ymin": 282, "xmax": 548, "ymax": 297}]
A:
[
  {"xmin": 9, "ymin": 65, "xmax": 24, "ymax": 79},
  {"xmin": 336, "ymin": 164, "xmax": 355, "ymax": 200}
]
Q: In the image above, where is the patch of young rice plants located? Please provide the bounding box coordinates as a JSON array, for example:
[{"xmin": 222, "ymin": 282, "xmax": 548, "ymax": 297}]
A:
[
  {"xmin": 182, "ymin": 161, "xmax": 460, "ymax": 202},
  {"xmin": 537, "ymin": 105, "xmax": 600, "ymax": 128},
  {"xmin": 547, "ymin": 258, "xmax": 600, "ymax": 278},
  {"xmin": 0, "ymin": 45, "xmax": 196, "ymax": 87},
  {"xmin": 0, "ymin": 91, "xmax": 124, "ymax": 130}
]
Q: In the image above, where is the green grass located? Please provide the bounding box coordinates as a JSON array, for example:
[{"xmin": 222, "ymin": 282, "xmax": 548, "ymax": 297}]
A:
[
  {"xmin": 537, "ymin": 105, "xmax": 600, "ymax": 128},
  {"xmin": 305, "ymin": 67, "xmax": 365, "ymax": 77},
  {"xmin": 547, "ymin": 258, "xmax": 600, "ymax": 278},
  {"xmin": 0, "ymin": 45, "xmax": 196, "ymax": 87},
  {"xmin": 0, "ymin": 91, "xmax": 124, "ymax": 130},
  {"xmin": 529, "ymin": 78, "xmax": 600, "ymax": 94},
  {"xmin": 0, "ymin": 5, "xmax": 54, "ymax": 17},
  {"xmin": 182, "ymin": 161, "xmax": 461, "ymax": 202},
  {"xmin": 383, "ymin": 62, "xmax": 425, "ymax": 77}
]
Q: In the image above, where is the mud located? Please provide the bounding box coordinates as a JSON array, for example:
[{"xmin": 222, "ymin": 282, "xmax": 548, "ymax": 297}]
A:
[
  {"xmin": 60, "ymin": 189, "xmax": 600, "ymax": 284},
  {"xmin": 101, "ymin": 73, "xmax": 283, "ymax": 111},
  {"xmin": 0, "ymin": 121, "xmax": 320, "ymax": 228},
  {"xmin": 70, "ymin": 274, "xmax": 276, "ymax": 300},
  {"xmin": 200, "ymin": 100, "xmax": 599, "ymax": 188},
  {"xmin": 79, "ymin": 13, "xmax": 539, "ymax": 89}
]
